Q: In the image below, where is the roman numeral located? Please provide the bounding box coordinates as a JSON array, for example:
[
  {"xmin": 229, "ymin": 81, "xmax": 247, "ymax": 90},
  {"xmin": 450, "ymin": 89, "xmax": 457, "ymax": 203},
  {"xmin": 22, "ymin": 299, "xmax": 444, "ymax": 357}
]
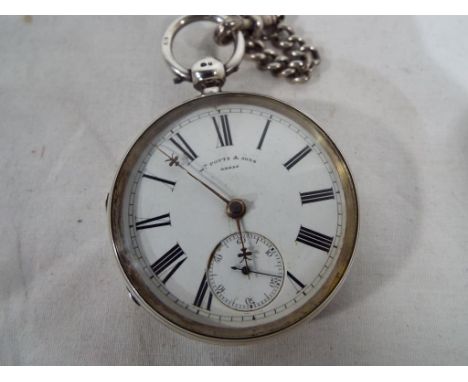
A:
[
  {"xmin": 283, "ymin": 146, "xmax": 312, "ymax": 170},
  {"xmin": 212, "ymin": 115, "xmax": 233, "ymax": 147},
  {"xmin": 170, "ymin": 133, "xmax": 198, "ymax": 161},
  {"xmin": 296, "ymin": 226, "xmax": 333, "ymax": 252},
  {"xmin": 257, "ymin": 119, "xmax": 270, "ymax": 150},
  {"xmin": 150, "ymin": 243, "xmax": 187, "ymax": 284},
  {"xmin": 287, "ymin": 271, "xmax": 306, "ymax": 291},
  {"xmin": 142, "ymin": 174, "xmax": 176, "ymax": 188},
  {"xmin": 193, "ymin": 273, "xmax": 213, "ymax": 311},
  {"xmin": 135, "ymin": 213, "xmax": 171, "ymax": 230},
  {"xmin": 300, "ymin": 188, "xmax": 334, "ymax": 204}
]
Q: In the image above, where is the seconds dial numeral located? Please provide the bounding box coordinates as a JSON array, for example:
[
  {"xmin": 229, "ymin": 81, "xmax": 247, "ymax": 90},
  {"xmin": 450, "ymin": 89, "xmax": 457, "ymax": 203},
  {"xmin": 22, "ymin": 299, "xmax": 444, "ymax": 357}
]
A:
[
  {"xmin": 283, "ymin": 146, "xmax": 312, "ymax": 170},
  {"xmin": 212, "ymin": 115, "xmax": 233, "ymax": 147},
  {"xmin": 170, "ymin": 133, "xmax": 198, "ymax": 162},
  {"xmin": 296, "ymin": 226, "xmax": 334, "ymax": 252},
  {"xmin": 135, "ymin": 213, "xmax": 171, "ymax": 230},
  {"xmin": 300, "ymin": 188, "xmax": 334, "ymax": 204},
  {"xmin": 193, "ymin": 273, "xmax": 213, "ymax": 311},
  {"xmin": 150, "ymin": 243, "xmax": 187, "ymax": 284}
]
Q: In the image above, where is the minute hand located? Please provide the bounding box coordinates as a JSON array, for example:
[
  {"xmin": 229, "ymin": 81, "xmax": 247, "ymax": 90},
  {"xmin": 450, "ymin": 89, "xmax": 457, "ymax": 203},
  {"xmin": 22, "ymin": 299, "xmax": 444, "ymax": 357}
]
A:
[{"xmin": 157, "ymin": 147, "xmax": 230, "ymax": 204}]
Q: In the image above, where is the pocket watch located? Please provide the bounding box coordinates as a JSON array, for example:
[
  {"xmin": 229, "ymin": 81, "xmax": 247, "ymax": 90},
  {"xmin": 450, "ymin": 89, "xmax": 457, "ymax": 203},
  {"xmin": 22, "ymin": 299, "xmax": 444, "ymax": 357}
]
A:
[{"xmin": 107, "ymin": 15, "xmax": 358, "ymax": 342}]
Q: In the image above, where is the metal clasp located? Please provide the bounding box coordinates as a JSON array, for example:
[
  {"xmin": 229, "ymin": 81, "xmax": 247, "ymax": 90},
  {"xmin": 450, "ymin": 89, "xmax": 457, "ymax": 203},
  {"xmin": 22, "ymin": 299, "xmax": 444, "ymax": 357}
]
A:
[{"xmin": 161, "ymin": 15, "xmax": 245, "ymax": 93}]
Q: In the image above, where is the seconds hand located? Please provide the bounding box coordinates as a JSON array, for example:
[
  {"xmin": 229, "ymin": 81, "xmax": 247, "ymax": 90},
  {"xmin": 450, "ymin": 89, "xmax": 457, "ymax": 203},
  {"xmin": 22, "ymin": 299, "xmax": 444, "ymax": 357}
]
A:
[
  {"xmin": 157, "ymin": 147, "xmax": 230, "ymax": 204},
  {"xmin": 230, "ymin": 266, "xmax": 280, "ymax": 278}
]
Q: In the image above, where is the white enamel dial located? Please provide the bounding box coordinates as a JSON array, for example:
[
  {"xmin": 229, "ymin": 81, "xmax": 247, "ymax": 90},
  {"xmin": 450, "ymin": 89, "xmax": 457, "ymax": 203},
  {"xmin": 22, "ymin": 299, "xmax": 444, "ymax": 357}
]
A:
[{"xmin": 110, "ymin": 93, "xmax": 358, "ymax": 340}]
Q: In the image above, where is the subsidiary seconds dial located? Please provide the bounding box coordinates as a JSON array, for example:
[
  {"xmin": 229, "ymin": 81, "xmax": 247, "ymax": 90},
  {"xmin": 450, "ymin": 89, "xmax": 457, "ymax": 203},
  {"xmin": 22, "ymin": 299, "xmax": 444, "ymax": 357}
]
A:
[{"xmin": 208, "ymin": 232, "xmax": 284, "ymax": 311}]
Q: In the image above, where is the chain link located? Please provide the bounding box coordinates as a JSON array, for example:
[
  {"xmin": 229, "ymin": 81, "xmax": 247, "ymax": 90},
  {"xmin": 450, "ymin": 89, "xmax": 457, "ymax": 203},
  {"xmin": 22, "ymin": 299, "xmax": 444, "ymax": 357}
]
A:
[{"xmin": 214, "ymin": 15, "xmax": 320, "ymax": 84}]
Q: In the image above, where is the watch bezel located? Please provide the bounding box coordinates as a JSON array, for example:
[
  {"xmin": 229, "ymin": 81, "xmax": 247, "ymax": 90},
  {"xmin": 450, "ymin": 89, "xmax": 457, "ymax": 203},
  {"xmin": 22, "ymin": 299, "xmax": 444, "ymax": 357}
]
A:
[{"xmin": 108, "ymin": 92, "xmax": 359, "ymax": 342}]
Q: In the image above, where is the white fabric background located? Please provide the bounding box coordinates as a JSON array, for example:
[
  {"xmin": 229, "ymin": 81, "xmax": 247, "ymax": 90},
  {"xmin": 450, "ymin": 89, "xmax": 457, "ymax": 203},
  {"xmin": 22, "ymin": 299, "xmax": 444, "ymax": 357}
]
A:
[{"xmin": 0, "ymin": 16, "xmax": 467, "ymax": 365}]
